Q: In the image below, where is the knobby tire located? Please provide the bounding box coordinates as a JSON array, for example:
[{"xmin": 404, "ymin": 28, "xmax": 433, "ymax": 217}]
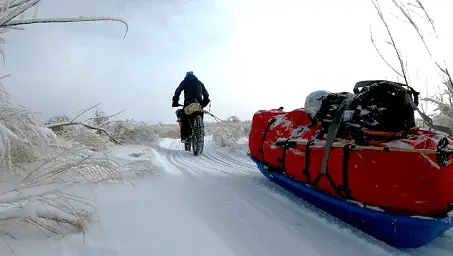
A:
[{"xmin": 191, "ymin": 115, "xmax": 204, "ymax": 156}]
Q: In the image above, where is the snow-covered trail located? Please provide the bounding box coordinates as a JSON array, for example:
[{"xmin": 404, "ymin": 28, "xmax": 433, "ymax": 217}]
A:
[
  {"xmin": 5, "ymin": 137, "xmax": 453, "ymax": 255},
  {"xmin": 155, "ymin": 137, "xmax": 453, "ymax": 256}
]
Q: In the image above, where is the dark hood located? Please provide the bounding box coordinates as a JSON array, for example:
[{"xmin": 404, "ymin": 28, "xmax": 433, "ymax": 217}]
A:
[{"xmin": 185, "ymin": 73, "xmax": 198, "ymax": 81}]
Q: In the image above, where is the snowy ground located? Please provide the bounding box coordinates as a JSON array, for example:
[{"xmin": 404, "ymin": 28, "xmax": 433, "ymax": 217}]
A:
[{"xmin": 4, "ymin": 136, "xmax": 453, "ymax": 255}]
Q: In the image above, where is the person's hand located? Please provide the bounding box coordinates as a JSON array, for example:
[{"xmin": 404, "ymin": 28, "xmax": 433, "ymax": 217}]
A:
[{"xmin": 202, "ymin": 98, "xmax": 210, "ymax": 107}]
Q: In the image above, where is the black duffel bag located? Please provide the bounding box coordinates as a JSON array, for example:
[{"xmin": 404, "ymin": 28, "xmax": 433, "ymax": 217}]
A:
[{"xmin": 312, "ymin": 80, "xmax": 419, "ymax": 144}]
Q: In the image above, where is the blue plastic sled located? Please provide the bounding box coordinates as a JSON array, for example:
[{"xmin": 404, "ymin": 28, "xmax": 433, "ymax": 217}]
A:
[{"xmin": 249, "ymin": 155, "xmax": 453, "ymax": 248}]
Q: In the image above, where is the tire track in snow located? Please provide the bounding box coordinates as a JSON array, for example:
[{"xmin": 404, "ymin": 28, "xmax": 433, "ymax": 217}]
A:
[
  {"xmin": 159, "ymin": 138, "xmax": 250, "ymax": 177},
  {"xmin": 197, "ymin": 153, "xmax": 253, "ymax": 175},
  {"xmin": 156, "ymin": 141, "xmax": 206, "ymax": 178},
  {"xmin": 181, "ymin": 139, "xmax": 256, "ymax": 175},
  {"xmin": 205, "ymin": 147, "xmax": 256, "ymax": 171},
  {"xmin": 156, "ymin": 141, "xmax": 406, "ymax": 255},
  {"xmin": 162, "ymin": 140, "xmax": 225, "ymax": 177},
  {"xmin": 159, "ymin": 140, "xmax": 238, "ymax": 179},
  {"xmin": 203, "ymin": 144, "xmax": 256, "ymax": 171},
  {"xmin": 156, "ymin": 137, "xmax": 453, "ymax": 256}
]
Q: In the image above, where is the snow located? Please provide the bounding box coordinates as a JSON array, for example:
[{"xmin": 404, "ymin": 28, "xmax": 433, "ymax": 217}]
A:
[
  {"xmin": 365, "ymin": 205, "xmax": 385, "ymax": 212},
  {"xmin": 4, "ymin": 136, "xmax": 453, "ymax": 255},
  {"xmin": 420, "ymin": 153, "xmax": 441, "ymax": 169},
  {"xmin": 411, "ymin": 215, "xmax": 435, "ymax": 220},
  {"xmin": 384, "ymin": 140, "xmax": 415, "ymax": 149}
]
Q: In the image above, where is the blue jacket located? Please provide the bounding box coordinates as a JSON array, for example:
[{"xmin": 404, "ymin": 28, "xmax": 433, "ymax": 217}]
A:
[{"xmin": 173, "ymin": 73, "xmax": 210, "ymax": 106}]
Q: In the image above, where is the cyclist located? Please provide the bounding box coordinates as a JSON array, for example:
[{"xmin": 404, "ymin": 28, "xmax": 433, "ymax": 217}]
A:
[{"xmin": 172, "ymin": 71, "xmax": 210, "ymax": 142}]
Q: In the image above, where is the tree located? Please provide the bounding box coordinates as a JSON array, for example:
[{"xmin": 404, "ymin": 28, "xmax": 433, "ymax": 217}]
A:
[
  {"xmin": 370, "ymin": 0, "xmax": 453, "ymax": 135},
  {"xmin": 228, "ymin": 116, "xmax": 241, "ymax": 123}
]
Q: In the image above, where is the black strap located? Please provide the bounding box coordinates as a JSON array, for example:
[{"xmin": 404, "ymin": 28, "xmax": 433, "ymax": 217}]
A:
[
  {"xmin": 273, "ymin": 137, "xmax": 354, "ymax": 199},
  {"xmin": 277, "ymin": 139, "xmax": 300, "ymax": 171},
  {"xmin": 277, "ymin": 138, "xmax": 290, "ymax": 170},
  {"xmin": 302, "ymin": 140, "xmax": 314, "ymax": 185},
  {"xmin": 261, "ymin": 118, "xmax": 277, "ymax": 165},
  {"xmin": 353, "ymin": 80, "xmax": 419, "ymax": 106},
  {"xmin": 414, "ymin": 104, "xmax": 453, "ymax": 136},
  {"xmin": 312, "ymin": 95, "xmax": 355, "ymax": 198},
  {"xmin": 320, "ymin": 95, "xmax": 355, "ymax": 175},
  {"xmin": 312, "ymin": 165, "xmax": 344, "ymax": 197},
  {"xmin": 436, "ymin": 137, "xmax": 453, "ymax": 168},
  {"xmin": 337, "ymin": 144, "xmax": 353, "ymax": 199}
]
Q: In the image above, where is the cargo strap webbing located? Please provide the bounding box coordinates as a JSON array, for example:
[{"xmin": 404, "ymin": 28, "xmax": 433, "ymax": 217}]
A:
[
  {"xmin": 280, "ymin": 127, "xmax": 316, "ymax": 177},
  {"xmin": 315, "ymin": 95, "xmax": 355, "ymax": 199},
  {"xmin": 260, "ymin": 118, "xmax": 277, "ymax": 167},
  {"xmin": 320, "ymin": 96, "xmax": 355, "ymax": 175},
  {"xmin": 277, "ymin": 139, "xmax": 299, "ymax": 173},
  {"xmin": 277, "ymin": 128, "xmax": 307, "ymax": 171},
  {"xmin": 339, "ymin": 144, "xmax": 353, "ymax": 199},
  {"xmin": 310, "ymin": 144, "xmax": 353, "ymax": 199},
  {"xmin": 275, "ymin": 138, "xmax": 354, "ymax": 199},
  {"xmin": 302, "ymin": 140, "xmax": 314, "ymax": 185},
  {"xmin": 277, "ymin": 138, "xmax": 291, "ymax": 171},
  {"xmin": 269, "ymin": 103, "xmax": 355, "ymax": 199}
]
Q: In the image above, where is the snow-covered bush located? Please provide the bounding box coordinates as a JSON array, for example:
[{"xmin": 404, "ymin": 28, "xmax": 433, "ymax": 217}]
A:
[
  {"xmin": 227, "ymin": 116, "xmax": 241, "ymax": 123},
  {"xmin": 157, "ymin": 125, "xmax": 180, "ymax": 139},
  {"xmin": 0, "ymin": 86, "xmax": 135, "ymax": 240},
  {"xmin": 421, "ymin": 86, "xmax": 453, "ymax": 130},
  {"xmin": 0, "ymin": 0, "xmax": 138, "ymax": 244},
  {"xmin": 211, "ymin": 118, "xmax": 251, "ymax": 147},
  {"xmin": 45, "ymin": 114, "xmax": 111, "ymax": 152},
  {"xmin": 46, "ymin": 107, "xmax": 160, "ymax": 149},
  {"xmin": 103, "ymin": 119, "xmax": 159, "ymax": 147}
]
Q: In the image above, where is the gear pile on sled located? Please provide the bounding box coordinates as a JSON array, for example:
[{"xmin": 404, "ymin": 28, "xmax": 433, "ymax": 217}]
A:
[{"xmin": 248, "ymin": 80, "xmax": 453, "ymax": 248}]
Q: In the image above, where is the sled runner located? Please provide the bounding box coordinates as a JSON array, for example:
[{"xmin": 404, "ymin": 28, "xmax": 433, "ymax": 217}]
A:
[
  {"xmin": 248, "ymin": 80, "xmax": 453, "ymax": 248},
  {"xmin": 249, "ymin": 154, "xmax": 453, "ymax": 248}
]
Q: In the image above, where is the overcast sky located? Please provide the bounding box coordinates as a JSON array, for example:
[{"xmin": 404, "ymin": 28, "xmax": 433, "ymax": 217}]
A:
[{"xmin": 2, "ymin": 0, "xmax": 453, "ymax": 124}]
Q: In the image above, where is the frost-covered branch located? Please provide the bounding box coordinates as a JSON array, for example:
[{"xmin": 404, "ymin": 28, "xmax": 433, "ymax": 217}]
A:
[
  {"xmin": 369, "ymin": 26, "xmax": 403, "ymax": 77},
  {"xmin": 85, "ymin": 109, "xmax": 125, "ymax": 125},
  {"xmin": 47, "ymin": 121, "xmax": 121, "ymax": 145},
  {"xmin": 0, "ymin": 0, "xmax": 139, "ymax": 243},
  {"xmin": 0, "ymin": 0, "xmax": 128, "ymax": 65},
  {"xmin": 370, "ymin": 0, "xmax": 409, "ymax": 85},
  {"xmin": 3, "ymin": 16, "xmax": 129, "ymax": 38},
  {"xmin": 0, "ymin": 92, "xmax": 159, "ymax": 242},
  {"xmin": 45, "ymin": 104, "xmax": 129, "ymax": 148},
  {"xmin": 0, "ymin": 0, "xmax": 128, "ymax": 38},
  {"xmin": 0, "ymin": 95, "xmax": 126, "ymax": 240},
  {"xmin": 47, "ymin": 107, "xmax": 160, "ymax": 149},
  {"xmin": 370, "ymin": 0, "xmax": 453, "ymax": 134}
]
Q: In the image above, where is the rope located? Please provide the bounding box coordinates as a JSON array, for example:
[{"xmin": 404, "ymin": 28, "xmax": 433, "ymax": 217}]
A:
[
  {"xmin": 204, "ymin": 110, "xmax": 248, "ymax": 153},
  {"xmin": 277, "ymin": 139, "xmax": 445, "ymax": 155}
]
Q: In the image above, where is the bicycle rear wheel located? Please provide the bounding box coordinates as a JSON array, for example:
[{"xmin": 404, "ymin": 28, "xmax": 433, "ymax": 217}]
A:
[{"xmin": 191, "ymin": 115, "xmax": 204, "ymax": 156}]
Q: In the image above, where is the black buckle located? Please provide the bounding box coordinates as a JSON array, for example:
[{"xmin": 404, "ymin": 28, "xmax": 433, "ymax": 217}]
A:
[{"xmin": 436, "ymin": 137, "xmax": 453, "ymax": 168}]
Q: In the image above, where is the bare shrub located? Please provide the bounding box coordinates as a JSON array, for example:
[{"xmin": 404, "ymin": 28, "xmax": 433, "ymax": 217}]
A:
[
  {"xmin": 0, "ymin": 88, "xmax": 140, "ymax": 242},
  {"xmin": 45, "ymin": 114, "xmax": 111, "ymax": 152},
  {"xmin": 211, "ymin": 119, "xmax": 250, "ymax": 147},
  {"xmin": 103, "ymin": 119, "xmax": 159, "ymax": 147},
  {"xmin": 0, "ymin": 0, "xmax": 149, "ymax": 246},
  {"xmin": 370, "ymin": 0, "xmax": 453, "ymax": 135}
]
